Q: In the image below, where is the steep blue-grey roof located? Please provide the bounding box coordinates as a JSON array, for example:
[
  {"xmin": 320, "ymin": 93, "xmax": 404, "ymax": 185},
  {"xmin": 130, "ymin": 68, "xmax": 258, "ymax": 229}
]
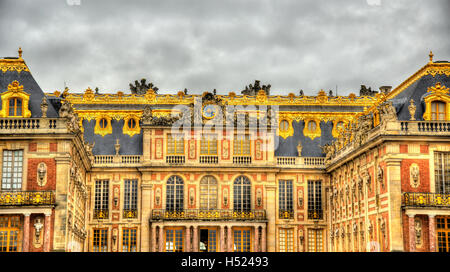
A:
[
  {"xmin": 0, "ymin": 59, "xmax": 58, "ymax": 118},
  {"xmin": 82, "ymin": 119, "xmax": 143, "ymax": 155}
]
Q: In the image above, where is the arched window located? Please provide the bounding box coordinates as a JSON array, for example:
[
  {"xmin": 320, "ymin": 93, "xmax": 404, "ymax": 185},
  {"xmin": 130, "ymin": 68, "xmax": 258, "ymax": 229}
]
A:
[
  {"xmin": 233, "ymin": 176, "xmax": 251, "ymax": 212},
  {"xmin": 8, "ymin": 98, "xmax": 22, "ymax": 117},
  {"xmin": 431, "ymin": 101, "xmax": 446, "ymax": 120},
  {"xmin": 166, "ymin": 176, "xmax": 184, "ymax": 211},
  {"xmin": 200, "ymin": 176, "xmax": 218, "ymax": 210}
]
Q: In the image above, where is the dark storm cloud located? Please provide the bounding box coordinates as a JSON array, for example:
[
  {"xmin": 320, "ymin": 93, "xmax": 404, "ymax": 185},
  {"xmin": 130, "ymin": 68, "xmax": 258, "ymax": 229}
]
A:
[{"xmin": 0, "ymin": 0, "xmax": 449, "ymax": 95}]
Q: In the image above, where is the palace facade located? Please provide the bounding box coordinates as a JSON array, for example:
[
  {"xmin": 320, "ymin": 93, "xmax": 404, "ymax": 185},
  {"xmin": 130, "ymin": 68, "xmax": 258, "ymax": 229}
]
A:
[{"xmin": 0, "ymin": 49, "xmax": 449, "ymax": 252}]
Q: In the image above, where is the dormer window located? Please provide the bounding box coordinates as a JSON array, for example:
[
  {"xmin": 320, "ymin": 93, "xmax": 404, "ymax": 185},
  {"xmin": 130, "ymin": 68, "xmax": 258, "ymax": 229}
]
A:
[
  {"xmin": 8, "ymin": 98, "xmax": 22, "ymax": 117},
  {"xmin": 99, "ymin": 118, "xmax": 108, "ymax": 128},
  {"xmin": 307, "ymin": 120, "xmax": 317, "ymax": 132},
  {"xmin": 303, "ymin": 119, "xmax": 321, "ymax": 140},
  {"xmin": 431, "ymin": 101, "xmax": 446, "ymax": 120},
  {"xmin": 423, "ymin": 82, "xmax": 450, "ymax": 121},
  {"xmin": 280, "ymin": 120, "xmax": 289, "ymax": 132},
  {"xmin": 127, "ymin": 118, "xmax": 137, "ymax": 129},
  {"xmin": 94, "ymin": 116, "xmax": 113, "ymax": 137},
  {"xmin": 123, "ymin": 115, "xmax": 141, "ymax": 137},
  {"xmin": 0, "ymin": 80, "xmax": 31, "ymax": 118}
]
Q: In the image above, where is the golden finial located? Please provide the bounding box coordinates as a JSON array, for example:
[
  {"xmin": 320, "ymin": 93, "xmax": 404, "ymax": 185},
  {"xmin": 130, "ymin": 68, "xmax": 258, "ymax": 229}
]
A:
[
  {"xmin": 18, "ymin": 47, "xmax": 23, "ymax": 58},
  {"xmin": 429, "ymin": 50, "xmax": 434, "ymax": 63}
]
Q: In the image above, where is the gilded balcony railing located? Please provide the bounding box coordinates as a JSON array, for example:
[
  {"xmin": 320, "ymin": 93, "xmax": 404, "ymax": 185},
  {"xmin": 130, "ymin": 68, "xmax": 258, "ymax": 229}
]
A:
[
  {"xmin": 93, "ymin": 209, "xmax": 109, "ymax": 219},
  {"xmin": 402, "ymin": 192, "xmax": 450, "ymax": 207},
  {"xmin": 123, "ymin": 209, "xmax": 138, "ymax": 219},
  {"xmin": 308, "ymin": 209, "xmax": 323, "ymax": 220},
  {"xmin": 0, "ymin": 191, "xmax": 55, "ymax": 206},
  {"xmin": 279, "ymin": 209, "xmax": 294, "ymax": 219},
  {"xmin": 151, "ymin": 209, "xmax": 267, "ymax": 221}
]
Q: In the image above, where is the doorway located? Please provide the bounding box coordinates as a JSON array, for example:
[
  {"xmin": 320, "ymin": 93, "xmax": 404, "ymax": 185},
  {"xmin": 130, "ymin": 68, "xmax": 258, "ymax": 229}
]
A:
[{"xmin": 199, "ymin": 228, "xmax": 217, "ymax": 252}]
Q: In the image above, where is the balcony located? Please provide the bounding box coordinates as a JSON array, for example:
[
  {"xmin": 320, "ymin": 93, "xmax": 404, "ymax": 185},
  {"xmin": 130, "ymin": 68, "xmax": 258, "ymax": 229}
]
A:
[
  {"xmin": 123, "ymin": 209, "xmax": 138, "ymax": 219},
  {"xmin": 151, "ymin": 209, "xmax": 267, "ymax": 221},
  {"xmin": 400, "ymin": 121, "xmax": 450, "ymax": 134},
  {"xmin": 93, "ymin": 155, "xmax": 142, "ymax": 167},
  {"xmin": 276, "ymin": 156, "xmax": 325, "ymax": 169},
  {"xmin": 308, "ymin": 209, "xmax": 323, "ymax": 220},
  {"xmin": 279, "ymin": 209, "xmax": 294, "ymax": 219},
  {"xmin": 233, "ymin": 156, "xmax": 252, "ymax": 165},
  {"xmin": 0, "ymin": 118, "xmax": 68, "ymax": 134},
  {"xmin": 0, "ymin": 191, "xmax": 55, "ymax": 206},
  {"xmin": 402, "ymin": 192, "xmax": 450, "ymax": 208},
  {"xmin": 93, "ymin": 209, "xmax": 109, "ymax": 219},
  {"xmin": 166, "ymin": 155, "xmax": 185, "ymax": 165},
  {"xmin": 199, "ymin": 155, "xmax": 218, "ymax": 164}
]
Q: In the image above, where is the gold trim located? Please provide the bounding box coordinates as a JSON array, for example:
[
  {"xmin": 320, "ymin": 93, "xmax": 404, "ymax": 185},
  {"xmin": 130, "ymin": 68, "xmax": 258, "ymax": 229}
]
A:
[
  {"xmin": 423, "ymin": 82, "xmax": 450, "ymax": 121},
  {"xmin": 0, "ymin": 80, "xmax": 32, "ymax": 118},
  {"xmin": 0, "ymin": 58, "xmax": 29, "ymax": 74},
  {"xmin": 123, "ymin": 114, "xmax": 141, "ymax": 137},
  {"xmin": 386, "ymin": 62, "xmax": 450, "ymax": 100},
  {"xmin": 94, "ymin": 115, "xmax": 112, "ymax": 137},
  {"xmin": 278, "ymin": 119, "xmax": 294, "ymax": 139},
  {"xmin": 331, "ymin": 119, "xmax": 348, "ymax": 138},
  {"xmin": 62, "ymin": 89, "xmax": 377, "ymax": 107},
  {"xmin": 303, "ymin": 119, "xmax": 321, "ymax": 140}
]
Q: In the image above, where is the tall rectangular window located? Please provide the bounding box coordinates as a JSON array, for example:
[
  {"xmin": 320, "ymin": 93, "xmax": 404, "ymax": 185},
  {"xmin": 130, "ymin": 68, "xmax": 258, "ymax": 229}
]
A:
[
  {"xmin": 279, "ymin": 228, "xmax": 294, "ymax": 252},
  {"xmin": 122, "ymin": 228, "xmax": 137, "ymax": 252},
  {"xmin": 437, "ymin": 216, "xmax": 450, "ymax": 252},
  {"xmin": 93, "ymin": 228, "xmax": 108, "ymax": 252},
  {"xmin": 308, "ymin": 180, "xmax": 322, "ymax": 220},
  {"xmin": 124, "ymin": 179, "xmax": 138, "ymax": 218},
  {"xmin": 435, "ymin": 152, "xmax": 450, "ymax": 194},
  {"xmin": 233, "ymin": 134, "xmax": 250, "ymax": 155},
  {"xmin": 167, "ymin": 134, "xmax": 184, "ymax": 155},
  {"xmin": 279, "ymin": 180, "xmax": 293, "ymax": 219},
  {"xmin": 233, "ymin": 227, "xmax": 251, "ymax": 252},
  {"xmin": 165, "ymin": 228, "xmax": 184, "ymax": 252},
  {"xmin": 0, "ymin": 216, "xmax": 20, "ymax": 252},
  {"xmin": 200, "ymin": 134, "xmax": 218, "ymax": 155},
  {"xmin": 308, "ymin": 229, "xmax": 323, "ymax": 252},
  {"xmin": 1, "ymin": 150, "xmax": 23, "ymax": 190},
  {"xmin": 94, "ymin": 180, "xmax": 109, "ymax": 219}
]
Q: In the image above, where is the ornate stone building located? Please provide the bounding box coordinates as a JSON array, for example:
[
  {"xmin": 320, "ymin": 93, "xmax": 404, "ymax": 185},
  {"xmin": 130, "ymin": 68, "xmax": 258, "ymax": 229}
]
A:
[{"xmin": 0, "ymin": 49, "xmax": 449, "ymax": 252}]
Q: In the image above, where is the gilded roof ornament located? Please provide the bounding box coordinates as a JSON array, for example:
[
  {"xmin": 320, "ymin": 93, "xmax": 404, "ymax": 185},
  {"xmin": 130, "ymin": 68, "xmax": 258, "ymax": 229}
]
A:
[
  {"xmin": 427, "ymin": 82, "xmax": 449, "ymax": 95},
  {"xmin": 429, "ymin": 50, "xmax": 434, "ymax": 63},
  {"xmin": 18, "ymin": 47, "xmax": 23, "ymax": 58},
  {"xmin": 8, "ymin": 80, "xmax": 24, "ymax": 93}
]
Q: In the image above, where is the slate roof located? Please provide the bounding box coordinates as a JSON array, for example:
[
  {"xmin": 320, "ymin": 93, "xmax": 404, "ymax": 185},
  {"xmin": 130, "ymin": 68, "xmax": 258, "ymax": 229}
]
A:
[{"xmin": 0, "ymin": 58, "xmax": 58, "ymax": 118}]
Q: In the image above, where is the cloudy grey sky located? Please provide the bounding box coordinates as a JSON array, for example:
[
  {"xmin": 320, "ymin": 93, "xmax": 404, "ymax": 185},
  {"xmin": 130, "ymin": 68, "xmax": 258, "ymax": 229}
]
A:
[{"xmin": 0, "ymin": 0, "xmax": 449, "ymax": 96}]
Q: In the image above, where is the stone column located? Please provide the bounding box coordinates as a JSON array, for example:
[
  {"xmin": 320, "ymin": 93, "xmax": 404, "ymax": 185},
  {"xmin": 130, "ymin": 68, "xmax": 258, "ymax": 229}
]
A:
[
  {"xmin": 265, "ymin": 183, "xmax": 277, "ymax": 252},
  {"xmin": 428, "ymin": 215, "xmax": 436, "ymax": 252},
  {"xmin": 43, "ymin": 212, "xmax": 52, "ymax": 252},
  {"xmin": 151, "ymin": 225, "xmax": 157, "ymax": 252},
  {"xmin": 227, "ymin": 226, "xmax": 233, "ymax": 252},
  {"xmin": 185, "ymin": 226, "xmax": 191, "ymax": 252},
  {"xmin": 386, "ymin": 159, "xmax": 404, "ymax": 251},
  {"xmin": 140, "ymin": 183, "xmax": 152, "ymax": 252},
  {"xmin": 192, "ymin": 226, "xmax": 198, "ymax": 252},
  {"xmin": 53, "ymin": 155, "xmax": 71, "ymax": 251},
  {"xmin": 253, "ymin": 226, "xmax": 259, "ymax": 252},
  {"xmin": 159, "ymin": 226, "xmax": 164, "ymax": 252},
  {"xmin": 23, "ymin": 213, "xmax": 31, "ymax": 252},
  {"xmin": 261, "ymin": 225, "xmax": 267, "ymax": 252},
  {"xmin": 220, "ymin": 226, "xmax": 225, "ymax": 252},
  {"xmin": 143, "ymin": 128, "xmax": 152, "ymax": 163},
  {"xmin": 408, "ymin": 214, "xmax": 416, "ymax": 252}
]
